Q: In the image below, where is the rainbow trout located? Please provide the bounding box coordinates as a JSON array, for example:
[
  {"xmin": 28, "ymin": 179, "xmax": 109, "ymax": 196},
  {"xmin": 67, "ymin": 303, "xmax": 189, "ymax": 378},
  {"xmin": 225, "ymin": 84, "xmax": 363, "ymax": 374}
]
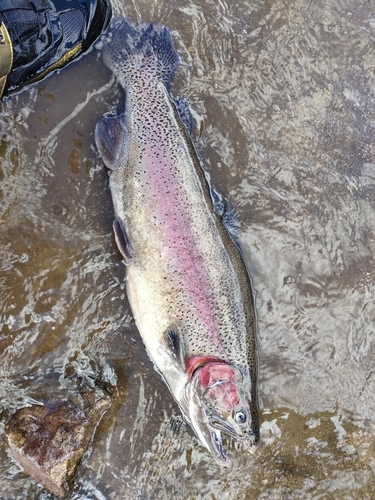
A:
[{"xmin": 95, "ymin": 18, "xmax": 258, "ymax": 465}]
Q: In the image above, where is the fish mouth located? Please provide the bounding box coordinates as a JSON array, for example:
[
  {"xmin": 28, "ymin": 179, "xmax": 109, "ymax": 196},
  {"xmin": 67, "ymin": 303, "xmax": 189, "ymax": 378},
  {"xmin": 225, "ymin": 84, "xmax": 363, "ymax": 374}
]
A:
[
  {"xmin": 188, "ymin": 404, "xmax": 232, "ymax": 466},
  {"xmin": 208, "ymin": 407, "xmax": 257, "ymax": 446},
  {"xmin": 179, "ymin": 369, "xmax": 257, "ymax": 466},
  {"xmin": 207, "ymin": 409, "xmax": 244, "ymax": 439},
  {"xmin": 206, "ymin": 406, "xmax": 257, "ymax": 458},
  {"xmin": 187, "ymin": 401, "xmax": 256, "ymax": 467},
  {"xmin": 179, "ymin": 377, "xmax": 229, "ymax": 465},
  {"xmin": 208, "ymin": 427, "xmax": 229, "ymax": 466}
]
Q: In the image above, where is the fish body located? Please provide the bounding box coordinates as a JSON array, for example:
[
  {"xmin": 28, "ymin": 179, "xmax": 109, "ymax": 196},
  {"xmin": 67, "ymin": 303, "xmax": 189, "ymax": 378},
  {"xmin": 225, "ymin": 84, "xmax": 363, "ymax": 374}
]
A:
[{"xmin": 95, "ymin": 19, "xmax": 258, "ymax": 465}]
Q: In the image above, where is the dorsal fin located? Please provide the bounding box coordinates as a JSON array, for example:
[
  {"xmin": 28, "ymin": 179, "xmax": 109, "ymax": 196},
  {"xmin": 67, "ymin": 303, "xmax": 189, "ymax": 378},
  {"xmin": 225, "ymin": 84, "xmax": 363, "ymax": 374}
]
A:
[
  {"xmin": 202, "ymin": 169, "xmax": 225, "ymax": 216},
  {"xmin": 174, "ymin": 97, "xmax": 193, "ymax": 136},
  {"xmin": 222, "ymin": 205, "xmax": 241, "ymax": 249}
]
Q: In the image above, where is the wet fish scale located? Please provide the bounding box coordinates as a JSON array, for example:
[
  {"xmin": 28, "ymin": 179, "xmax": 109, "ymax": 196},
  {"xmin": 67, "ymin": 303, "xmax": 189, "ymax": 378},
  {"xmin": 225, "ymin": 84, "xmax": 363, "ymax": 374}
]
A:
[
  {"xmin": 96, "ymin": 18, "xmax": 258, "ymax": 464},
  {"xmin": 123, "ymin": 99, "xmax": 246, "ymax": 362}
]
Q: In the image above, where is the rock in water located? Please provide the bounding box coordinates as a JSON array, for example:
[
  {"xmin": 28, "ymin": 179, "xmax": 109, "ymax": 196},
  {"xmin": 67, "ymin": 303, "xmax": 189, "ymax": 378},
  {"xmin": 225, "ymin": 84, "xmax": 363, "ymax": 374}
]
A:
[{"xmin": 4, "ymin": 382, "xmax": 112, "ymax": 496}]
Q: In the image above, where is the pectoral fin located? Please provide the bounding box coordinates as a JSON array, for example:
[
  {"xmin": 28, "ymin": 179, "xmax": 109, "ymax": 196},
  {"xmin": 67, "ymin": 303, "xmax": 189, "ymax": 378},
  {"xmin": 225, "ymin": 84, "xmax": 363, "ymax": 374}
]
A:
[{"xmin": 165, "ymin": 329, "xmax": 185, "ymax": 367}]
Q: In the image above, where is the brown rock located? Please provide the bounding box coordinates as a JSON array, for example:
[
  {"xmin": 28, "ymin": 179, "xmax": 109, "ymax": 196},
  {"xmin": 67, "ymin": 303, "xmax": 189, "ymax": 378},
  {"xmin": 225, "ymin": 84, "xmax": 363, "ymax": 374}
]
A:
[{"xmin": 4, "ymin": 381, "xmax": 112, "ymax": 497}]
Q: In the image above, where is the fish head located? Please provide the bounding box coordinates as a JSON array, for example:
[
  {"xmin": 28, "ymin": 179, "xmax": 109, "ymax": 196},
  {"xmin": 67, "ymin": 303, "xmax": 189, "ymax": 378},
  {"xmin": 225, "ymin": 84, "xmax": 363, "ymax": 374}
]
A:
[{"xmin": 180, "ymin": 360, "xmax": 256, "ymax": 466}]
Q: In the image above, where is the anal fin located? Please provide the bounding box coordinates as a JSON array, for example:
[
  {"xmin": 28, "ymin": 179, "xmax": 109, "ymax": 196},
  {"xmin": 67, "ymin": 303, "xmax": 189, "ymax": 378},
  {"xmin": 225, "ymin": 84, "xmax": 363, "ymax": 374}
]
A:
[
  {"xmin": 113, "ymin": 218, "xmax": 134, "ymax": 265},
  {"xmin": 95, "ymin": 113, "xmax": 128, "ymax": 170}
]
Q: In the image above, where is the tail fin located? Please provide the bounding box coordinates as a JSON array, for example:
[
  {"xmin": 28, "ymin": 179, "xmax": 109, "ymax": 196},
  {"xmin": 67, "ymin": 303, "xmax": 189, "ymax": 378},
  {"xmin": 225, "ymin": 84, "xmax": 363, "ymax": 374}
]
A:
[{"xmin": 103, "ymin": 18, "xmax": 180, "ymax": 90}]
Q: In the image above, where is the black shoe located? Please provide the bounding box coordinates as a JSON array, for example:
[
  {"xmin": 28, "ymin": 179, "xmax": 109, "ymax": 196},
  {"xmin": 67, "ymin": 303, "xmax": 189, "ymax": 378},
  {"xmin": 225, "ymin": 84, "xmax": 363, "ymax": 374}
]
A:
[{"xmin": 0, "ymin": 0, "xmax": 112, "ymax": 98}]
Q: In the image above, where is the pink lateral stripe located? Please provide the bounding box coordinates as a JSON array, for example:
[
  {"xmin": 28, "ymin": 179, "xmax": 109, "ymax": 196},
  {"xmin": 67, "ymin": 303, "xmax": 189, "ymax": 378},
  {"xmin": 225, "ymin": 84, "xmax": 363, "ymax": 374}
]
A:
[{"xmin": 144, "ymin": 134, "xmax": 227, "ymax": 356}]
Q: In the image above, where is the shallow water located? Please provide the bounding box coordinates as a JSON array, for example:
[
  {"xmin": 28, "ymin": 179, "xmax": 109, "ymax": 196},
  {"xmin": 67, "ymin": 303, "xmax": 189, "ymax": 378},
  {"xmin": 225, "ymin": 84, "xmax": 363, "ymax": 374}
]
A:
[{"xmin": 1, "ymin": 0, "xmax": 375, "ymax": 498}]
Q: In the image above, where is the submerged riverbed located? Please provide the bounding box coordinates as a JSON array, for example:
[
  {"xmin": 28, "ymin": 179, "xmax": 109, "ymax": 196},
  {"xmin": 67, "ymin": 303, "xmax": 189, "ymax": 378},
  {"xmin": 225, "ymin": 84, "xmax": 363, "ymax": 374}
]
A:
[{"xmin": 1, "ymin": 0, "xmax": 375, "ymax": 498}]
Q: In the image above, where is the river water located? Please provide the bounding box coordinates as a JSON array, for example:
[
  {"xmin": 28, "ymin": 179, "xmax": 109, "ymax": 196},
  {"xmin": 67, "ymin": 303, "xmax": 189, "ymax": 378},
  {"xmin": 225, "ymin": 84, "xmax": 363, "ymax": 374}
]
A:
[{"xmin": 1, "ymin": 0, "xmax": 375, "ymax": 498}]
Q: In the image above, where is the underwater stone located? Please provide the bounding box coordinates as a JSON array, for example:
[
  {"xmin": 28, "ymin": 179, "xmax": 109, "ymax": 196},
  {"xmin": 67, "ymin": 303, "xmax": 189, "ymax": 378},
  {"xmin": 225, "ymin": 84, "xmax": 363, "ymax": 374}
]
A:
[{"xmin": 4, "ymin": 382, "xmax": 112, "ymax": 497}]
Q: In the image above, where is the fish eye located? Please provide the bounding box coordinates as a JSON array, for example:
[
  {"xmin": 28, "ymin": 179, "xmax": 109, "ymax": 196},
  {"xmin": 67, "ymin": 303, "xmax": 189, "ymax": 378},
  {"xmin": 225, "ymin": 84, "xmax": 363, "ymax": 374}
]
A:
[{"xmin": 233, "ymin": 410, "xmax": 247, "ymax": 425}]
